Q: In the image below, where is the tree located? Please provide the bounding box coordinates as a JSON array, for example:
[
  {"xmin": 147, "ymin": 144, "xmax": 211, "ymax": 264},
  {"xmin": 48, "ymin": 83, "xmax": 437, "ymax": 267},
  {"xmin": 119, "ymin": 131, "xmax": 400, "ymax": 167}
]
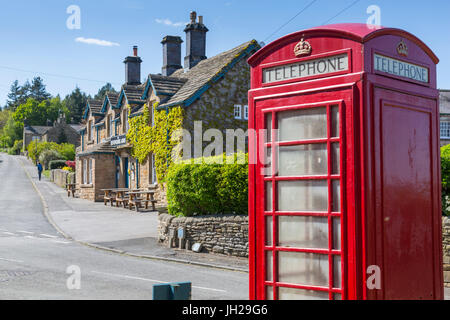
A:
[
  {"xmin": 2, "ymin": 116, "xmax": 23, "ymax": 147},
  {"xmin": 63, "ymin": 87, "xmax": 89, "ymax": 124},
  {"xmin": 29, "ymin": 77, "xmax": 51, "ymax": 102},
  {"xmin": 94, "ymin": 83, "xmax": 116, "ymax": 101},
  {"xmin": 5, "ymin": 80, "xmax": 21, "ymax": 110},
  {"xmin": 12, "ymin": 97, "xmax": 69, "ymax": 126}
]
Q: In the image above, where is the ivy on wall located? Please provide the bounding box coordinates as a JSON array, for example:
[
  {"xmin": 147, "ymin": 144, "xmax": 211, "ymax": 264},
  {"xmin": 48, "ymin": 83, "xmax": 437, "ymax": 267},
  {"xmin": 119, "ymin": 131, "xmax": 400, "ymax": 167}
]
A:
[{"xmin": 127, "ymin": 102, "xmax": 184, "ymax": 182}]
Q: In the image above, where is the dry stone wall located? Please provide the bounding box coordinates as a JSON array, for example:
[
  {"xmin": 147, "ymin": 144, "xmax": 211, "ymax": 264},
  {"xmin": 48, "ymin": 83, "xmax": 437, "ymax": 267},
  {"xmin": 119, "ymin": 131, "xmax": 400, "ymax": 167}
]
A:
[{"xmin": 158, "ymin": 213, "xmax": 248, "ymax": 257}]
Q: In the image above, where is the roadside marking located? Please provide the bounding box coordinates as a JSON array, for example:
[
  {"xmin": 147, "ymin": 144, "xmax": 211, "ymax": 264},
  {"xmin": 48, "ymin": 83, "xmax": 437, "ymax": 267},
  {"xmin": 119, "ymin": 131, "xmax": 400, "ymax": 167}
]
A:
[
  {"xmin": 51, "ymin": 240, "xmax": 71, "ymax": 244},
  {"xmin": 0, "ymin": 257, "xmax": 24, "ymax": 263},
  {"xmin": 40, "ymin": 234, "xmax": 58, "ymax": 238},
  {"xmin": 90, "ymin": 271, "xmax": 227, "ymax": 293},
  {"xmin": 17, "ymin": 231, "xmax": 34, "ymax": 234}
]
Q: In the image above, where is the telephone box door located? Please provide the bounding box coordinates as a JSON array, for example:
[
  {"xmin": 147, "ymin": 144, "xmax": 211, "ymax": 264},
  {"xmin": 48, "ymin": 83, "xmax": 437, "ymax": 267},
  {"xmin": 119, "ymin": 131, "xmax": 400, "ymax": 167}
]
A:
[{"xmin": 254, "ymin": 89, "xmax": 354, "ymax": 300}]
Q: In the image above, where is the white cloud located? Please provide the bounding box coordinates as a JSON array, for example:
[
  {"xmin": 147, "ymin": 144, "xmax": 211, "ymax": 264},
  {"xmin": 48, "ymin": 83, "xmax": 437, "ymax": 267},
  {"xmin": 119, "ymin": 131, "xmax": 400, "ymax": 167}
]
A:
[
  {"xmin": 155, "ymin": 18, "xmax": 188, "ymax": 27},
  {"xmin": 75, "ymin": 37, "xmax": 120, "ymax": 47}
]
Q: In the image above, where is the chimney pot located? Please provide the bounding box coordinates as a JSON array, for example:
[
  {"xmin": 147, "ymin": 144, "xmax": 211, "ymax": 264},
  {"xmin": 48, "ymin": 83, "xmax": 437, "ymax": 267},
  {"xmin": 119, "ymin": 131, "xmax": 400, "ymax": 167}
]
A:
[
  {"xmin": 124, "ymin": 46, "xmax": 143, "ymax": 85},
  {"xmin": 133, "ymin": 46, "xmax": 138, "ymax": 57},
  {"xmin": 190, "ymin": 11, "xmax": 197, "ymax": 23},
  {"xmin": 198, "ymin": 16, "xmax": 203, "ymax": 24},
  {"xmin": 184, "ymin": 12, "xmax": 208, "ymax": 70}
]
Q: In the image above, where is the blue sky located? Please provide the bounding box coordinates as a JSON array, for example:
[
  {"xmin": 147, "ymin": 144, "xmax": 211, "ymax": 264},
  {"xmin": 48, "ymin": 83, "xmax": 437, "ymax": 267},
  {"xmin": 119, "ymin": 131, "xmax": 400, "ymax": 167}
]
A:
[{"xmin": 0, "ymin": 0, "xmax": 449, "ymax": 107}]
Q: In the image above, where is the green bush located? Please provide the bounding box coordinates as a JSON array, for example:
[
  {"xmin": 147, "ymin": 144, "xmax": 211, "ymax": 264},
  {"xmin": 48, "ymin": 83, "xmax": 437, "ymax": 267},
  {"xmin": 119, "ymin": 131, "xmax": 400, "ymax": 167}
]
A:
[
  {"xmin": 27, "ymin": 141, "xmax": 75, "ymax": 162},
  {"xmin": 8, "ymin": 139, "xmax": 23, "ymax": 155},
  {"xmin": 48, "ymin": 160, "xmax": 67, "ymax": 170},
  {"xmin": 166, "ymin": 153, "xmax": 248, "ymax": 217},
  {"xmin": 441, "ymin": 145, "xmax": 450, "ymax": 216},
  {"xmin": 39, "ymin": 149, "xmax": 64, "ymax": 170}
]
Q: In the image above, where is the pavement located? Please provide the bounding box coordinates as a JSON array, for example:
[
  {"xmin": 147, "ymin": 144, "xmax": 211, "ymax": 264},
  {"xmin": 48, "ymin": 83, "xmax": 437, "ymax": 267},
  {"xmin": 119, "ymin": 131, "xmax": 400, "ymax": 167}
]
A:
[
  {"xmin": 17, "ymin": 155, "xmax": 249, "ymax": 273},
  {"xmin": 0, "ymin": 153, "xmax": 248, "ymax": 299}
]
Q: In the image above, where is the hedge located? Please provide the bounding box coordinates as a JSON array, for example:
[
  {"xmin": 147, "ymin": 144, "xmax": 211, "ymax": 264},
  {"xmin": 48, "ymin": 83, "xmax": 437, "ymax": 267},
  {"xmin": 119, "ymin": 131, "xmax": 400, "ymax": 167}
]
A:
[
  {"xmin": 49, "ymin": 160, "xmax": 67, "ymax": 170},
  {"xmin": 441, "ymin": 145, "xmax": 450, "ymax": 216},
  {"xmin": 166, "ymin": 153, "xmax": 248, "ymax": 217}
]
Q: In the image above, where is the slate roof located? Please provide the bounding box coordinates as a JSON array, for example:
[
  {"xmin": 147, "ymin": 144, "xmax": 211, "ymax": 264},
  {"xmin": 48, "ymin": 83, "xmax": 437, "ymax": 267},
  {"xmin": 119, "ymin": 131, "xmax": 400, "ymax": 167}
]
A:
[
  {"xmin": 24, "ymin": 126, "xmax": 52, "ymax": 135},
  {"xmin": 148, "ymin": 74, "xmax": 187, "ymax": 96},
  {"xmin": 122, "ymin": 84, "xmax": 145, "ymax": 103},
  {"xmin": 159, "ymin": 39, "xmax": 259, "ymax": 108},
  {"xmin": 88, "ymin": 99, "xmax": 103, "ymax": 114},
  {"xmin": 440, "ymin": 90, "xmax": 450, "ymax": 114},
  {"xmin": 77, "ymin": 141, "xmax": 116, "ymax": 157},
  {"xmin": 106, "ymin": 92, "xmax": 120, "ymax": 107}
]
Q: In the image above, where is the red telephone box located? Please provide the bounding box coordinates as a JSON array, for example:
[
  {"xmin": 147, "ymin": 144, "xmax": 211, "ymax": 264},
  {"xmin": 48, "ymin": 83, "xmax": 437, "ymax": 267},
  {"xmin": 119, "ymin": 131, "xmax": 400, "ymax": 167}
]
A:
[{"xmin": 248, "ymin": 24, "xmax": 443, "ymax": 300}]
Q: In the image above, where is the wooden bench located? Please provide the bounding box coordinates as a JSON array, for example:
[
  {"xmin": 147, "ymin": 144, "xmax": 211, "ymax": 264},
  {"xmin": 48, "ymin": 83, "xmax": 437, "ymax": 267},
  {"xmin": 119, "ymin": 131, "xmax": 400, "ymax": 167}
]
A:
[
  {"xmin": 127, "ymin": 191, "xmax": 157, "ymax": 212},
  {"xmin": 101, "ymin": 189, "xmax": 116, "ymax": 206}
]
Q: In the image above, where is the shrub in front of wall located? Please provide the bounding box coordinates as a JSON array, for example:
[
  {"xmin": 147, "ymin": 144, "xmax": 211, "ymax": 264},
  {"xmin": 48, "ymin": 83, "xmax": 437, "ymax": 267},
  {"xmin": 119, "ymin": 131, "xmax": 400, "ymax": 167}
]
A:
[
  {"xmin": 49, "ymin": 160, "xmax": 67, "ymax": 170},
  {"xmin": 166, "ymin": 153, "xmax": 248, "ymax": 217},
  {"xmin": 39, "ymin": 149, "xmax": 64, "ymax": 170},
  {"xmin": 441, "ymin": 144, "xmax": 450, "ymax": 216}
]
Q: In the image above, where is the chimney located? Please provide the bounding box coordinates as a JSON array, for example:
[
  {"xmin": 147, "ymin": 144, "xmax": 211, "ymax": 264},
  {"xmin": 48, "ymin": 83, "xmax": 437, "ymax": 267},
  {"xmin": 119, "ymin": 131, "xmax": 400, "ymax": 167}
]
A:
[
  {"xmin": 184, "ymin": 11, "xmax": 208, "ymax": 69},
  {"xmin": 161, "ymin": 36, "xmax": 183, "ymax": 76},
  {"xmin": 123, "ymin": 46, "xmax": 143, "ymax": 85}
]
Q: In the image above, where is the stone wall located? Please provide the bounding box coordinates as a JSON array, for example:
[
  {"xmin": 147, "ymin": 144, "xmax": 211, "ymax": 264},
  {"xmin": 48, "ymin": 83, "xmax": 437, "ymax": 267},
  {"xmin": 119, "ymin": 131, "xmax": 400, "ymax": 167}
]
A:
[
  {"xmin": 158, "ymin": 213, "xmax": 248, "ymax": 257},
  {"xmin": 50, "ymin": 169, "xmax": 75, "ymax": 189},
  {"xmin": 443, "ymin": 216, "xmax": 450, "ymax": 288}
]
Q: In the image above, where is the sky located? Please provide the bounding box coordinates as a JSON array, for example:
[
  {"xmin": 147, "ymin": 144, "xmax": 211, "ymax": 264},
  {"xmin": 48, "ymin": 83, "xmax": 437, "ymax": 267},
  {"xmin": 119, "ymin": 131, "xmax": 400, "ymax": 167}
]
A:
[{"xmin": 0, "ymin": 0, "xmax": 449, "ymax": 106}]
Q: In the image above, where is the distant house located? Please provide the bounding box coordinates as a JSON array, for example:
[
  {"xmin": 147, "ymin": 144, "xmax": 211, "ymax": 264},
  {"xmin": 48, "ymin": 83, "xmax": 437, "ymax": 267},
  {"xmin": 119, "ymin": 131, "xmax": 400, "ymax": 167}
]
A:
[
  {"xmin": 23, "ymin": 113, "xmax": 81, "ymax": 150},
  {"xmin": 440, "ymin": 90, "xmax": 450, "ymax": 146},
  {"xmin": 76, "ymin": 11, "xmax": 260, "ymax": 202}
]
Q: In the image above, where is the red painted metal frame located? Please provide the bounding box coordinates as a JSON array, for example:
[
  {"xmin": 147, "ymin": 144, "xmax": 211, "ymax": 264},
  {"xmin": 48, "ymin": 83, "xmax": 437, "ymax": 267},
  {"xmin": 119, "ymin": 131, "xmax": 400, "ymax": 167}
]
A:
[{"xmin": 248, "ymin": 23, "xmax": 442, "ymax": 300}]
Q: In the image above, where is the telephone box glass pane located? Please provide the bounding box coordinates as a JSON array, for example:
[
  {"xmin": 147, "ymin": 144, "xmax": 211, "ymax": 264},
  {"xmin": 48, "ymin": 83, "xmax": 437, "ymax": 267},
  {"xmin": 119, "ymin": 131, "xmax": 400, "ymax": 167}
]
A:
[
  {"xmin": 266, "ymin": 113, "xmax": 272, "ymax": 142},
  {"xmin": 331, "ymin": 105, "xmax": 339, "ymax": 138},
  {"xmin": 332, "ymin": 180, "xmax": 341, "ymax": 212},
  {"xmin": 266, "ymin": 251, "xmax": 273, "ymax": 281},
  {"xmin": 278, "ymin": 180, "xmax": 328, "ymax": 212},
  {"xmin": 333, "ymin": 255, "xmax": 342, "ymax": 289},
  {"xmin": 266, "ymin": 286, "xmax": 274, "ymax": 300},
  {"xmin": 333, "ymin": 218, "xmax": 341, "ymax": 250},
  {"xmin": 278, "ymin": 251, "xmax": 329, "ymax": 287},
  {"xmin": 266, "ymin": 216, "xmax": 273, "ymax": 246},
  {"xmin": 332, "ymin": 143, "xmax": 340, "ymax": 175},
  {"xmin": 278, "ymin": 107, "xmax": 327, "ymax": 141},
  {"xmin": 278, "ymin": 216, "xmax": 328, "ymax": 249},
  {"xmin": 278, "ymin": 144, "xmax": 327, "ymax": 176},
  {"xmin": 278, "ymin": 287, "xmax": 329, "ymax": 300},
  {"xmin": 263, "ymin": 147, "xmax": 272, "ymax": 177},
  {"xmin": 265, "ymin": 182, "xmax": 272, "ymax": 211}
]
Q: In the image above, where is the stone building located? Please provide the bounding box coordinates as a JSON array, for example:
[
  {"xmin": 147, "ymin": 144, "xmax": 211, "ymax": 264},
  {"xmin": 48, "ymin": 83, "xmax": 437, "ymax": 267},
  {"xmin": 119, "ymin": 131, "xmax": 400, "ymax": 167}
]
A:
[
  {"xmin": 76, "ymin": 11, "xmax": 259, "ymax": 202},
  {"xmin": 440, "ymin": 90, "xmax": 450, "ymax": 146},
  {"xmin": 23, "ymin": 113, "xmax": 81, "ymax": 150}
]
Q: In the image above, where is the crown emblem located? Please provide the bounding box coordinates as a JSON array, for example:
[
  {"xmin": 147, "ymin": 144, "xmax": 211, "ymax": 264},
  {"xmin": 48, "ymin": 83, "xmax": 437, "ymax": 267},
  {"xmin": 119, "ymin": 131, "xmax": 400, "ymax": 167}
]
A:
[
  {"xmin": 397, "ymin": 40, "xmax": 408, "ymax": 57},
  {"xmin": 294, "ymin": 38, "xmax": 312, "ymax": 57}
]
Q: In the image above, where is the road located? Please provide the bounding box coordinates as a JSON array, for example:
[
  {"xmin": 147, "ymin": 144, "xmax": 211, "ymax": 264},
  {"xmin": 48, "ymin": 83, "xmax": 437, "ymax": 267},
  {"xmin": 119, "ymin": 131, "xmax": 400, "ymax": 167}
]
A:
[{"xmin": 0, "ymin": 153, "xmax": 248, "ymax": 299}]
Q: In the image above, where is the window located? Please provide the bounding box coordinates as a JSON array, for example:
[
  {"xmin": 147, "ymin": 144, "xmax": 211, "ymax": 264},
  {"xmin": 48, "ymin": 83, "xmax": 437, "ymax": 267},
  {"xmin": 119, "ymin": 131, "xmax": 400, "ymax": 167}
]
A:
[
  {"xmin": 83, "ymin": 159, "xmax": 87, "ymax": 184},
  {"xmin": 88, "ymin": 158, "xmax": 93, "ymax": 184},
  {"xmin": 152, "ymin": 154, "xmax": 157, "ymax": 184},
  {"xmin": 441, "ymin": 121, "xmax": 450, "ymax": 139},
  {"xmin": 109, "ymin": 116, "xmax": 113, "ymax": 138},
  {"xmin": 123, "ymin": 110, "xmax": 129, "ymax": 133},
  {"xmin": 234, "ymin": 105, "xmax": 242, "ymax": 119},
  {"xmin": 244, "ymin": 105, "xmax": 249, "ymax": 120}
]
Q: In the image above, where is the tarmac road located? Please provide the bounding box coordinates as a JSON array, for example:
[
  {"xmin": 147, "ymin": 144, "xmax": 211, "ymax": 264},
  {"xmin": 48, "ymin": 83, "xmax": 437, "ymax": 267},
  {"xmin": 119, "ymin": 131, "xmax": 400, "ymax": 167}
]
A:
[{"xmin": 0, "ymin": 153, "xmax": 248, "ymax": 300}]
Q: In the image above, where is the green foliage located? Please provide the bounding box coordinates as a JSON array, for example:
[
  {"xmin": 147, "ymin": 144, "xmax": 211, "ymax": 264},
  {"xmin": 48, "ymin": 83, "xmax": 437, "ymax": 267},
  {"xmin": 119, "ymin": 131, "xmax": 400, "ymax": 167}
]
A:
[
  {"xmin": 441, "ymin": 145, "xmax": 450, "ymax": 216},
  {"xmin": 27, "ymin": 141, "xmax": 75, "ymax": 163},
  {"xmin": 1, "ymin": 116, "xmax": 23, "ymax": 147},
  {"xmin": 8, "ymin": 140, "xmax": 23, "ymax": 155},
  {"xmin": 166, "ymin": 153, "xmax": 248, "ymax": 217},
  {"xmin": 62, "ymin": 87, "xmax": 90, "ymax": 124},
  {"xmin": 94, "ymin": 83, "xmax": 117, "ymax": 101},
  {"xmin": 49, "ymin": 160, "xmax": 67, "ymax": 170},
  {"xmin": 127, "ymin": 103, "xmax": 184, "ymax": 182},
  {"xmin": 39, "ymin": 149, "xmax": 64, "ymax": 170},
  {"xmin": 12, "ymin": 97, "xmax": 69, "ymax": 126}
]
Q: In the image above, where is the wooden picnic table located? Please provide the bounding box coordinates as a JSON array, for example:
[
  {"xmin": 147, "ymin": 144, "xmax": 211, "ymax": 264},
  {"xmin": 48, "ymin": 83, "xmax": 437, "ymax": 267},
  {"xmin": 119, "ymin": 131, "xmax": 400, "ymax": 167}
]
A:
[
  {"xmin": 126, "ymin": 190, "xmax": 157, "ymax": 212},
  {"xmin": 67, "ymin": 183, "xmax": 76, "ymax": 198},
  {"xmin": 100, "ymin": 188, "xmax": 117, "ymax": 206}
]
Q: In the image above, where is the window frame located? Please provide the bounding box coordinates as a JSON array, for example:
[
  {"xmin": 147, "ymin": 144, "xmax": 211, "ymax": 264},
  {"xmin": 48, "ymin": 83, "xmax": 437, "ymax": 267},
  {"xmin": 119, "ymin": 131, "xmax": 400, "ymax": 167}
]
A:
[
  {"xmin": 440, "ymin": 120, "xmax": 450, "ymax": 139},
  {"xmin": 234, "ymin": 104, "xmax": 242, "ymax": 119}
]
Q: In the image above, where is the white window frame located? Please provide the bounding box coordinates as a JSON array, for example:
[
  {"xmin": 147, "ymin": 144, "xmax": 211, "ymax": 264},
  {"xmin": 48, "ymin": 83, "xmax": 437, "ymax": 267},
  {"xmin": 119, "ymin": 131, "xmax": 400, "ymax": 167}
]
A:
[
  {"xmin": 441, "ymin": 121, "xmax": 450, "ymax": 139},
  {"xmin": 244, "ymin": 105, "xmax": 249, "ymax": 120},
  {"xmin": 88, "ymin": 158, "xmax": 93, "ymax": 184},
  {"xmin": 234, "ymin": 104, "xmax": 242, "ymax": 119},
  {"xmin": 83, "ymin": 159, "xmax": 87, "ymax": 185}
]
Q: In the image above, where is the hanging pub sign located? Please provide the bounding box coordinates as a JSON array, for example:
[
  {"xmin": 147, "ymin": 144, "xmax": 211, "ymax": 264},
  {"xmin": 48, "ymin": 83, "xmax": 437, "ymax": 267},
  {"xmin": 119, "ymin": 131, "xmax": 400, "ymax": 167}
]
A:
[{"xmin": 110, "ymin": 134, "xmax": 127, "ymax": 147}]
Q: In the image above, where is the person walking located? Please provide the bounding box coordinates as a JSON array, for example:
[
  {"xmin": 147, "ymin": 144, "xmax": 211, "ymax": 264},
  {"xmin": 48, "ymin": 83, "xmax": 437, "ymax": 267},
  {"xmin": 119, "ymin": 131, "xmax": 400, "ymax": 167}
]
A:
[{"xmin": 37, "ymin": 161, "xmax": 43, "ymax": 181}]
